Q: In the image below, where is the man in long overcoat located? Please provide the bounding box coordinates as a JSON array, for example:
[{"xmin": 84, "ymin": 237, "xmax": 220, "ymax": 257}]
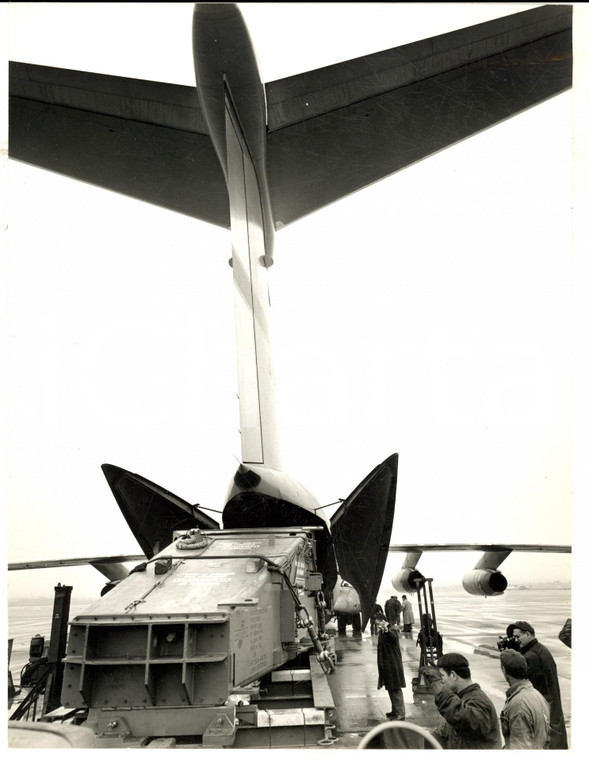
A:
[
  {"xmin": 384, "ymin": 595, "xmax": 401, "ymax": 625},
  {"xmin": 512, "ymin": 621, "xmax": 568, "ymax": 749},
  {"xmin": 376, "ymin": 615, "xmax": 406, "ymax": 720},
  {"xmin": 401, "ymin": 594, "xmax": 415, "ymax": 634}
]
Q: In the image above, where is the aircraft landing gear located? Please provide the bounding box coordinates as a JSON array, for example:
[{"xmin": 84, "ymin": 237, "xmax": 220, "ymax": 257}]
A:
[{"xmin": 337, "ymin": 613, "xmax": 362, "ymax": 634}]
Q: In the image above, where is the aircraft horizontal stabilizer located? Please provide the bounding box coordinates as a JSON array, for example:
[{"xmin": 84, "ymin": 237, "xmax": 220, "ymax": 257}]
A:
[
  {"xmin": 9, "ymin": 62, "xmax": 229, "ymax": 228},
  {"xmin": 265, "ymin": 5, "xmax": 572, "ymax": 226},
  {"xmin": 9, "ymin": 5, "xmax": 571, "ymax": 233}
]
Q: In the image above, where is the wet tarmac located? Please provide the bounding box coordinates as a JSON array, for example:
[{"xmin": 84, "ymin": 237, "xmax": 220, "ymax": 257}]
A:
[
  {"xmin": 327, "ymin": 589, "xmax": 571, "ymax": 749},
  {"xmin": 326, "ymin": 629, "xmax": 436, "ymax": 748},
  {"xmin": 8, "ymin": 589, "xmax": 571, "ymax": 749}
]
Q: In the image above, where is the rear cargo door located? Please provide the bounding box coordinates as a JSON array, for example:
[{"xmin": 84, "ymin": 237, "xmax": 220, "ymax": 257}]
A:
[{"xmin": 330, "ymin": 454, "xmax": 398, "ymax": 630}]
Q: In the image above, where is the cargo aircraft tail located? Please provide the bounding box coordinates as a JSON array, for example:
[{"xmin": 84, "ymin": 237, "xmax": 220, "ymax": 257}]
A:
[
  {"xmin": 8, "ymin": 7, "xmax": 573, "ymax": 733},
  {"xmin": 95, "ymin": 3, "xmax": 405, "ymax": 627}
]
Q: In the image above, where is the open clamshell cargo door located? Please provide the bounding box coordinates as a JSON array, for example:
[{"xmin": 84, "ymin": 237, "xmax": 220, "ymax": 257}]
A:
[
  {"xmin": 331, "ymin": 454, "xmax": 398, "ymax": 630},
  {"xmin": 102, "ymin": 464, "xmax": 219, "ymax": 558}
]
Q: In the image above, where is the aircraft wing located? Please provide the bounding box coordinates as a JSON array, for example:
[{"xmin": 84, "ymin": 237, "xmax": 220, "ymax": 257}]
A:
[
  {"xmin": 331, "ymin": 454, "xmax": 398, "ymax": 631},
  {"xmin": 8, "ymin": 555, "xmax": 146, "ymax": 581},
  {"xmin": 8, "ymin": 554, "xmax": 146, "ymax": 569},
  {"xmin": 387, "ymin": 542, "xmax": 570, "ymax": 596},
  {"xmin": 9, "ymin": 5, "xmax": 572, "ymax": 231},
  {"xmin": 388, "ymin": 544, "xmax": 571, "ymax": 553}
]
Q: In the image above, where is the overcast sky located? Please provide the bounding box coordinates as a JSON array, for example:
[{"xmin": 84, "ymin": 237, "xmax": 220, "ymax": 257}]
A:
[{"xmin": 4, "ymin": 3, "xmax": 583, "ymax": 603}]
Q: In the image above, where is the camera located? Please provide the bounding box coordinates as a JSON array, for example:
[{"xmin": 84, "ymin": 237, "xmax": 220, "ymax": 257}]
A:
[
  {"xmin": 496, "ymin": 623, "xmax": 520, "ymax": 652},
  {"xmin": 496, "ymin": 635, "xmax": 520, "ymax": 652}
]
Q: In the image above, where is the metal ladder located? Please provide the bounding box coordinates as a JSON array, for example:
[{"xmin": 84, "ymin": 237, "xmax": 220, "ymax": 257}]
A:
[{"xmin": 412, "ymin": 578, "xmax": 443, "ymax": 696}]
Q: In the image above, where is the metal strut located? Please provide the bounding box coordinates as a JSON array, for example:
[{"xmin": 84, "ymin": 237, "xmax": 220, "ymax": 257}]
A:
[
  {"xmin": 267, "ymin": 562, "xmax": 336, "ymax": 675},
  {"xmin": 412, "ymin": 577, "xmax": 443, "ymax": 696}
]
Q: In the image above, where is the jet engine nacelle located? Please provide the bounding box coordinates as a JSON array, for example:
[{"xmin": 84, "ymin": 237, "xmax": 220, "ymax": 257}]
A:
[
  {"xmin": 391, "ymin": 568, "xmax": 425, "ymax": 593},
  {"xmin": 462, "ymin": 568, "xmax": 508, "ymax": 596}
]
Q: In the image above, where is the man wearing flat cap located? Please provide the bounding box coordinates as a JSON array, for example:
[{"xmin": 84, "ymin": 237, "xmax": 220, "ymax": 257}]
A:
[
  {"xmin": 512, "ymin": 621, "xmax": 567, "ymax": 749},
  {"xmin": 425, "ymin": 652, "xmax": 501, "ymax": 749},
  {"xmin": 499, "ymin": 649, "xmax": 550, "ymax": 749}
]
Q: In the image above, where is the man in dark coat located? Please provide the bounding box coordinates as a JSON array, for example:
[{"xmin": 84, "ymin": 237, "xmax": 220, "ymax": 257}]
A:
[
  {"xmin": 384, "ymin": 594, "xmax": 401, "ymax": 625},
  {"xmin": 512, "ymin": 621, "xmax": 568, "ymax": 749},
  {"xmin": 375, "ymin": 615, "xmax": 406, "ymax": 720},
  {"xmin": 426, "ymin": 653, "xmax": 502, "ymax": 749},
  {"xmin": 369, "ymin": 601, "xmax": 385, "ymax": 635}
]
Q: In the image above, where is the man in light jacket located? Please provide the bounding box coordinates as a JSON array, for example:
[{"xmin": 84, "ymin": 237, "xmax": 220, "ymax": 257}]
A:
[
  {"xmin": 401, "ymin": 594, "xmax": 414, "ymax": 635},
  {"xmin": 499, "ymin": 649, "xmax": 550, "ymax": 749}
]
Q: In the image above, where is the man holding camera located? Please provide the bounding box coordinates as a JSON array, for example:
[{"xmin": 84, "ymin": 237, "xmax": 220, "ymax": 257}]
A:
[
  {"xmin": 497, "ymin": 623, "xmax": 520, "ymax": 652},
  {"xmin": 375, "ymin": 615, "xmax": 406, "ymax": 721},
  {"xmin": 423, "ymin": 653, "xmax": 501, "ymax": 749},
  {"xmin": 511, "ymin": 621, "xmax": 568, "ymax": 749}
]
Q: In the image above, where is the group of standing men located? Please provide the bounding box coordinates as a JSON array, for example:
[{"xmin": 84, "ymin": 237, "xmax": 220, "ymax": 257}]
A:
[
  {"xmin": 374, "ymin": 612, "xmax": 568, "ymax": 749},
  {"xmin": 371, "ymin": 594, "xmax": 414, "ymax": 634}
]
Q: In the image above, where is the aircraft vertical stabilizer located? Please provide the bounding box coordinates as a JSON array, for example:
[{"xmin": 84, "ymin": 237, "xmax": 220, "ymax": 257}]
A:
[{"xmin": 226, "ymin": 93, "xmax": 280, "ymax": 470}]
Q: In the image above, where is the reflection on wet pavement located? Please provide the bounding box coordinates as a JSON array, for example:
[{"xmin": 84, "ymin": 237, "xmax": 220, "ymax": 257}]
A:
[
  {"xmin": 327, "ymin": 587, "xmax": 571, "ymax": 750},
  {"xmin": 327, "ymin": 629, "xmax": 438, "ymax": 748}
]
